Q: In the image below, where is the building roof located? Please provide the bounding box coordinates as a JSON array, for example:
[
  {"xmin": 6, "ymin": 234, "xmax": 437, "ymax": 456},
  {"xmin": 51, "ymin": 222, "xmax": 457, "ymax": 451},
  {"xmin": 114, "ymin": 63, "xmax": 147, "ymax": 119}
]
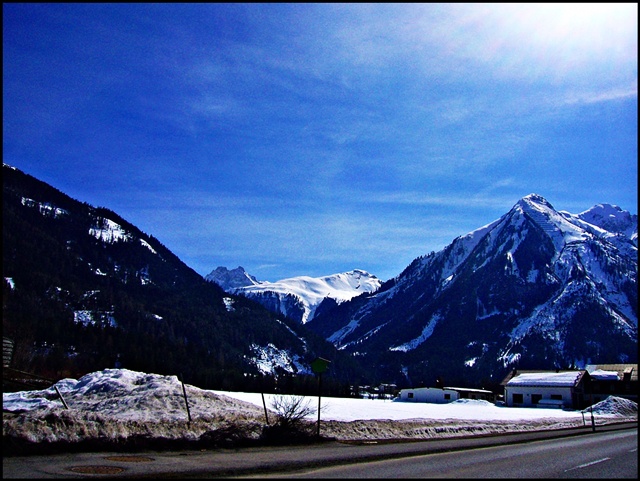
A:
[
  {"xmin": 585, "ymin": 364, "xmax": 638, "ymax": 382},
  {"xmin": 399, "ymin": 386, "xmax": 458, "ymax": 392},
  {"xmin": 589, "ymin": 369, "xmax": 620, "ymax": 380},
  {"xmin": 504, "ymin": 370, "xmax": 586, "ymax": 388},
  {"xmin": 444, "ymin": 386, "xmax": 494, "ymax": 394}
]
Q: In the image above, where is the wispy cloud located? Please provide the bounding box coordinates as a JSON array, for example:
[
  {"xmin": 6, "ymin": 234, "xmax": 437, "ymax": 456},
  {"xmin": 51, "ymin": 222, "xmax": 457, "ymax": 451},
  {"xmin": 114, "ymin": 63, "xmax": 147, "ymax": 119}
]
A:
[{"xmin": 560, "ymin": 85, "xmax": 638, "ymax": 106}]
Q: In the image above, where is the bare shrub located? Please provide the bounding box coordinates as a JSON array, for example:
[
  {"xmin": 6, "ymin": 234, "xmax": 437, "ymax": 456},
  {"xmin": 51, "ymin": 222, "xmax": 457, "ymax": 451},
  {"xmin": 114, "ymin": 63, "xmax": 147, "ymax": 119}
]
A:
[
  {"xmin": 270, "ymin": 395, "xmax": 316, "ymax": 429},
  {"xmin": 260, "ymin": 395, "xmax": 323, "ymax": 445}
]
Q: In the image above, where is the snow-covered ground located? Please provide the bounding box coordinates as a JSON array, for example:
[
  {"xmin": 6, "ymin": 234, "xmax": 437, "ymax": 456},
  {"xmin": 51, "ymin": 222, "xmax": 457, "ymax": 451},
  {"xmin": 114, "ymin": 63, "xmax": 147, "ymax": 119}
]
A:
[{"xmin": 3, "ymin": 369, "xmax": 637, "ymax": 451}]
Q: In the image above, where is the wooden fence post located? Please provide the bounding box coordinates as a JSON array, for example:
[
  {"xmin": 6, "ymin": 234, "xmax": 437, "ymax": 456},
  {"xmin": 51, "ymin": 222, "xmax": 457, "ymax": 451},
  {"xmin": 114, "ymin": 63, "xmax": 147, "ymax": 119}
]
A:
[
  {"xmin": 180, "ymin": 374, "xmax": 192, "ymax": 424},
  {"xmin": 54, "ymin": 385, "xmax": 69, "ymax": 409}
]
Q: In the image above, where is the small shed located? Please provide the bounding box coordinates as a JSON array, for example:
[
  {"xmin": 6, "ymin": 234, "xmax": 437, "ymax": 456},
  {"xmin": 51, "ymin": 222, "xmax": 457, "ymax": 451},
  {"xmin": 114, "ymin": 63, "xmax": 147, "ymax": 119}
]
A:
[{"xmin": 501, "ymin": 370, "xmax": 588, "ymax": 409}]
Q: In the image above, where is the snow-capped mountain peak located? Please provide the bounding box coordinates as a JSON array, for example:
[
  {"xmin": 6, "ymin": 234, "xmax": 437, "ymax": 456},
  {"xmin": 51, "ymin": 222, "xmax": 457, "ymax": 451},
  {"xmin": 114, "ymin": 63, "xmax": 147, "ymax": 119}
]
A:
[
  {"xmin": 207, "ymin": 268, "xmax": 381, "ymax": 324},
  {"xmin": 575, "ymin": 203, "xmax": 637, "ymax": 242},
  {"xmin": 515, "ymin": 193, "xmax": 588, "ymax": 249},
  {"xmin": 518, "ymin": 193, "xmax": 554, "ymax": 210}
]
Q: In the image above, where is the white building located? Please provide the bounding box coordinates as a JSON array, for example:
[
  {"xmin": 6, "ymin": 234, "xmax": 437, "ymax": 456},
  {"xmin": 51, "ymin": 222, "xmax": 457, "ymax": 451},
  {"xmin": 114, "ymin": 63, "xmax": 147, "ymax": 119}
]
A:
[
  {"xmin": 397, "ymin": 385, "xmax": 495, "ymax": 404},
  {"xmin": 397, "ymin": 387, "xmax": 460, "ymax": 403},
  {"xmin": 501, "ymin": 370, "xmax": 588, "ymax": 409}
]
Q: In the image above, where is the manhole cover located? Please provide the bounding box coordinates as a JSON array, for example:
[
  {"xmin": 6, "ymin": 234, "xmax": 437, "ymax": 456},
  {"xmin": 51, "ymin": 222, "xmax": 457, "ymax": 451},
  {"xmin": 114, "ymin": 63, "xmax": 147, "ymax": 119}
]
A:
[
  {"xmin": 104, "ymin": 455, "xmax": 154, "ymax": 463},
  {"xmin": 68, "ymin": 466, "xmax": 125, "ymax": 474}
]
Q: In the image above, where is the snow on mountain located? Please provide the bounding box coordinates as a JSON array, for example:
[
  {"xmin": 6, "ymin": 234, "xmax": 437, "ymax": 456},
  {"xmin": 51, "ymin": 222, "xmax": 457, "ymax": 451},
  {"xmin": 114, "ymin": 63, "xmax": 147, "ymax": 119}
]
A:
[
  {"xmin": 515, "ymin": 194, "xmax": 588, "ymax": 253},
  {"xmin": 307, "ymin": 194, "xmax": 637, "ymax": 385},
  {"xmin": 508, "ymin": 197, "xmax": 637, "ymax": 340},
  {"xmin": 21, "ymin": 196, "xmax": 69, "ymax": 218},
  {"xmin": 87, "ymin": 216, "xmax": 159, "ymax": 255},
  {"xmin": 207, "ymin": 268, "xmax": 382, "ymax": 324},
  {"xmin": 560, "ymin": 203, "xmax": 638, "ymax": 257},
  {"xmin": 248, "ymin": 343, "xmax": 310, "ymax": 376},
  {"xmin": 575, "ymin": 203, "xmax": 637, "ymax": 240}
]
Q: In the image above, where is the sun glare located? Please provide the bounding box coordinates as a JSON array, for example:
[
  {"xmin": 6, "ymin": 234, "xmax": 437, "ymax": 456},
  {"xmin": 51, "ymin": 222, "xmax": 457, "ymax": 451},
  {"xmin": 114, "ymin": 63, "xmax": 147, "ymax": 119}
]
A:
[
  {"xmin": 499, "ymin": 3, "xmax": 637, "ymax": 51},
  {"xmin": 469, "ymin": 3, "xmax": 638, "ymax": 80}
]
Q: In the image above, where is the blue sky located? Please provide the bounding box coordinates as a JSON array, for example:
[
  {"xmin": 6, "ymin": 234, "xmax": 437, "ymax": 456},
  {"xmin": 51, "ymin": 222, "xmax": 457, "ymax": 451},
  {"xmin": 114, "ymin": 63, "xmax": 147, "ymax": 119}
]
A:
[{"xmin": 3, "ymin": 3, "xmax": 637, "ymax": 282}]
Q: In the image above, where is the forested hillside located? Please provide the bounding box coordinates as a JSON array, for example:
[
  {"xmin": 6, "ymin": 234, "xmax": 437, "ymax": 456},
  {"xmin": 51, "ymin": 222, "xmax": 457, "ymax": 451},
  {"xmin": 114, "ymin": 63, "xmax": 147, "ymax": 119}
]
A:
[{"xmin": 3, "ymin": 165, "xmax": 362, "ymax": 394}]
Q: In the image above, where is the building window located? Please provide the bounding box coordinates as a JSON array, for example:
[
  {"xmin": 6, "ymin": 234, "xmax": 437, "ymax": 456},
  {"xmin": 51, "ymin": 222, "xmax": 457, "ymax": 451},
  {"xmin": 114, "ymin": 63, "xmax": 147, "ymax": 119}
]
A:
[
  {"xmin": 408, "ymin": 392, "xmax": 414, "ymax": 399},
  {"xmin": 513, "ymin": 393, "xmax": 523, "ymax": 404},
  {"xmin": 550, "ymin": 394, "xmax": 562, "ymax": 400},
  {"xmin": 444, "ymin": 394, "xmax": 450, "ymax": 400},
  {"xmin": 532, "ymin": 394, "xmax": 542, "ymax": 405}
]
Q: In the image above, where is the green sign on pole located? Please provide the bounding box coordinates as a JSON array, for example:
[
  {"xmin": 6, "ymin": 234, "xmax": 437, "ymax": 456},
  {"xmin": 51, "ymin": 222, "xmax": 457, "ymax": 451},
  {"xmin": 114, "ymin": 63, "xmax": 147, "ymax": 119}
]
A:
[
  {"xmin": 311, "ymin": 357, "xmax": 331, "ymax": 437},
  {"xmin": 311, "ymin": 357, "xmax": 330, "ymax": 375}
]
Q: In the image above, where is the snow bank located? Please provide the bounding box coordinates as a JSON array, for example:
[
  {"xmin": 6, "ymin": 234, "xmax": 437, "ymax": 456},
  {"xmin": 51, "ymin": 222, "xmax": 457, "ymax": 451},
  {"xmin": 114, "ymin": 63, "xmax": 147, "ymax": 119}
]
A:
[
  {"xmin": 583, "ymin": 395, "xmax": 638, "ymax": 416},
  {"xmin": 4, "ymin": 369, "xmax": 267, "ymax": 421}
]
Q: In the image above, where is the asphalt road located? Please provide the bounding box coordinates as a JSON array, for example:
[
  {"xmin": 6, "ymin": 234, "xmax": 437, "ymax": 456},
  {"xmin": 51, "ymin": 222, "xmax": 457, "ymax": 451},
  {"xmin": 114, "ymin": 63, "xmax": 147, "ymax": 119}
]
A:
[
  {"xmin": 240, "ymin": 426, "xmax": 637, "ymax": 478},
  {"xmin": 2, "ymin": 422, "xmax": 637, "ymax": 479}
]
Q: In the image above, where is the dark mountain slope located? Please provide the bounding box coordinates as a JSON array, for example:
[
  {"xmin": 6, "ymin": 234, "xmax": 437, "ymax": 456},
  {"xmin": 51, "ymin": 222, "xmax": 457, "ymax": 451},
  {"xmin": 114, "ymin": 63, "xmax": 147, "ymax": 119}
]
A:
[{"xmin": 3, "ymin": 164, "xmax": 355, "ymax": 392}]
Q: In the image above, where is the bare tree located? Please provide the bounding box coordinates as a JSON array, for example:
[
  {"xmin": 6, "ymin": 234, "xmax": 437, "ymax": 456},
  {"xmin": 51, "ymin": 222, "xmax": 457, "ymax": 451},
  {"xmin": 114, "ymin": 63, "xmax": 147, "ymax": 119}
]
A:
[{"xmin": 270, "ymin": 395, "xmax": 316, "ymax": 429}]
